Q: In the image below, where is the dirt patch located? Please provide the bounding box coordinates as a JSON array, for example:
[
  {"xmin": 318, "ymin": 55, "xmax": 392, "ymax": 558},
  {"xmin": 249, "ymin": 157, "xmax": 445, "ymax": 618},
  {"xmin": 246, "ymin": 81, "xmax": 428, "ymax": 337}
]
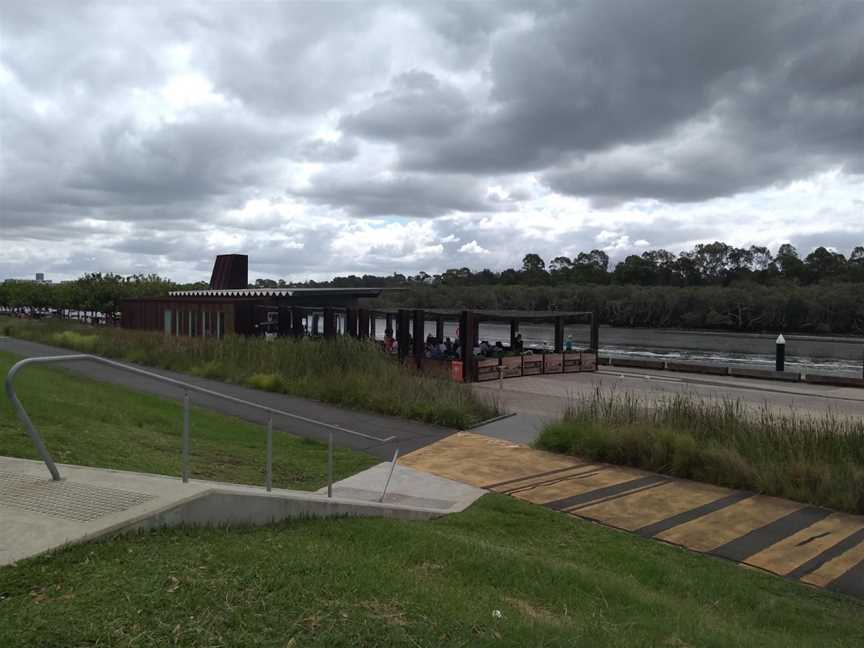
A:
[
  {"xmin": 356, "ymin": 599, "xmax": 409, "ymax": 627},
  {"xmin": 505, "ymin": 596, "xmax": 570, "ymax": 627}
]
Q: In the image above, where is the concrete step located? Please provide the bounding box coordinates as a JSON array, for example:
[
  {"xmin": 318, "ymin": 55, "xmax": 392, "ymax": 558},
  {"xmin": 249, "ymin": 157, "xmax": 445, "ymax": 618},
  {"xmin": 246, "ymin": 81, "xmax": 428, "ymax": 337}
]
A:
[{"xmin": 0, "ymin": 456, "xmax": 484, "ymax": 567}]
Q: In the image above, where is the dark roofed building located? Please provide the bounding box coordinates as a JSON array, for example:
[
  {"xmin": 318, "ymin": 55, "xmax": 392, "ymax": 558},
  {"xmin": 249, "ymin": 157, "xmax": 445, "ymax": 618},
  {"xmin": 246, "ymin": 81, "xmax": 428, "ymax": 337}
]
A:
[{"xmin": 119, "ymin": 255, "xmax": 383, "ymax": 338}]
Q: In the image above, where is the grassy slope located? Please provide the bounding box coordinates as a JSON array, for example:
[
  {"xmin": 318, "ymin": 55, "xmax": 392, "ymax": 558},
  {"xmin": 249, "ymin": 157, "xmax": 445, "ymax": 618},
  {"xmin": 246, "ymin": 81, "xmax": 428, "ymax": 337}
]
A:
[
  {"xmin": 1, "ymin": 317, "xmax": 498, "ymax": 429},
  {"xmin": 1, "ymin": 495, "xmax": 862, "ymax": 647},
  {"xmin": 0, "ymin": 351, "xmax": 376, "ymax": 489}
]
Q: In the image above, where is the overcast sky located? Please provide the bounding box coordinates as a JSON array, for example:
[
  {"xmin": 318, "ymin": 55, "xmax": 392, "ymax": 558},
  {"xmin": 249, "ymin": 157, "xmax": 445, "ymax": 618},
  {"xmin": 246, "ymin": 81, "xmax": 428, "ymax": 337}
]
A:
[{"xmin": 1, "ymin": 1, "xmax": 862, "ymax": 282}]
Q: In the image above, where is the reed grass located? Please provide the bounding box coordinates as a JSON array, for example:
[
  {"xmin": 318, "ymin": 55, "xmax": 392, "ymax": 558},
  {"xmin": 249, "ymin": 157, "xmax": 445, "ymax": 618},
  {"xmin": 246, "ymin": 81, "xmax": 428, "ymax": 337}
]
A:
[
  {"xmin": 536, "ymin": 386, "xmax": 864, "ymax": 513},
  {"xmin": 2, "ymin": 317, "xmax": 497, "ymax": 429}
]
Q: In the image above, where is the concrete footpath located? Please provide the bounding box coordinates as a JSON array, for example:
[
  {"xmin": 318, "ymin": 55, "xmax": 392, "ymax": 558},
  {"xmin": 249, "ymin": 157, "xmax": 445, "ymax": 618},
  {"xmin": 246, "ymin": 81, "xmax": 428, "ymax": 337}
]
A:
[
  {"xmin": 0, "ymin": 337, "xmax": 455, "ymax": 459},
  {"xmin": 474, "ymin": 364, "xmax": 864, "ymax": 430},
  {"xmin": 401, "ymin": 432, "xmax": 864, "ymax": 599}
]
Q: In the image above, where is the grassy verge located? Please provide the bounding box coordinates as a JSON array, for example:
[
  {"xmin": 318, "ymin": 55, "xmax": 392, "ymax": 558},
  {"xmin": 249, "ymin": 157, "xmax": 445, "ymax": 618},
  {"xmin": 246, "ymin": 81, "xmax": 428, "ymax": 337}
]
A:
[
  {"xmin": 1, "ymin": 495, "xmax": 861, "ymax": 647},
  {"xmin": 536, "ymin": 388, "xmax": 864, "ymax": 513},
  {"xmin": 0, "ymin": 351, "xmax": 376, "ymax": 489},
  {"xmin": 0, "ymin": 316, "xmax": 498, "ymax": 429}
]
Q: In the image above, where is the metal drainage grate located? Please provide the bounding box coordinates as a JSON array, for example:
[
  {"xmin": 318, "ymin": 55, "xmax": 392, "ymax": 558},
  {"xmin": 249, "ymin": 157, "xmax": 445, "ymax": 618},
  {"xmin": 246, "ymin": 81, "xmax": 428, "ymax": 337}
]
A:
[{"xmin": 0, "ymin": 471, "xmax": 157, "ymax": 523}]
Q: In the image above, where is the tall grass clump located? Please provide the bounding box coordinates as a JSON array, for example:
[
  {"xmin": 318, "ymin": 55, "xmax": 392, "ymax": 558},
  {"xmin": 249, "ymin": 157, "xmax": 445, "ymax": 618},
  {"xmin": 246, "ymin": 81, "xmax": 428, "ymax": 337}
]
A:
[
  {"xmin": 1, "ymin": 317, "xmax": 497, "ymax": 429},
  {"xmin": 536, "ymin": 386, "xmax": 864, "ymax": 513}
]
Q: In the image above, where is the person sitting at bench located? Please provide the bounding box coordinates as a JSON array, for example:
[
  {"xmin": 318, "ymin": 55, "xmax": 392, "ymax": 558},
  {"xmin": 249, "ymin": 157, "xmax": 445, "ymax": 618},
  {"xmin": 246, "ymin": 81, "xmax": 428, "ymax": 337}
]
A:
[{"xmin": 383, "ymin": 328, "xmax": 396, "ymax": 353}]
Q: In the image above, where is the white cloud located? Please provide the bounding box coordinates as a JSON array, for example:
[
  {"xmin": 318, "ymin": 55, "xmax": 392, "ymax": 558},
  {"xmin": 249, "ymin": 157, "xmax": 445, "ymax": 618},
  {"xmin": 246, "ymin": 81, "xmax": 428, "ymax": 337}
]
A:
[{"xmin": 458, "ymin": 240, "xmax": 490, "ymax": 255}]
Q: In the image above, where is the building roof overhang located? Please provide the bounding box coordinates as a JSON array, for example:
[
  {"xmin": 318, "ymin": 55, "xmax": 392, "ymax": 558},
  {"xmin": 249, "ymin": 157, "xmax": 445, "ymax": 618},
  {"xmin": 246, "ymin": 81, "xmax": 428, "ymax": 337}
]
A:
[{"xmin": 167, "ymin": 287, "xmax": 384, "ymax": 298}]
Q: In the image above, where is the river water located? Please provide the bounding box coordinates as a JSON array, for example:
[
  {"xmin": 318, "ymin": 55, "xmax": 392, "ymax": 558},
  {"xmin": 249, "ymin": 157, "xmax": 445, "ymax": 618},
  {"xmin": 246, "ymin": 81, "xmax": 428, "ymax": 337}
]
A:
[{"xmin": 372, "ymin": 318, "xmax": 863, "ymax": 378}]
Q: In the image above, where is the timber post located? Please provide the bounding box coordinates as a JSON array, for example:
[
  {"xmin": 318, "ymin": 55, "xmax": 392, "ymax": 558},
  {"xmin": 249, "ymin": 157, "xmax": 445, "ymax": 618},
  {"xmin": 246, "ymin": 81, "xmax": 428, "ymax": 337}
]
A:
[
  {"xmin": 291, "ymin": 307, "xmax": 304, "ymax": 337},
  {"xmin": 345, "ymin": 308, "xmax": 358, "ymax": 338},
  {"xmin": 590, "ymin": 311, "xmax": 600, "ymax": 353},
  {"xmin": 397, "ymin": 309, "xmax": 411, "ymax": 361},
  {"xmin": 323, "ymin": 307, "xmax": 336, "ymax": 338},
  {"xmin": 277, "ymin": 306, "xmax": 291, "ymax": 337},
  {"xmin": 509, "ymin": 318, "xmax": 519, "ymax": 350},
  {"xmin": 412, "ymin": 309, "xmax": 426, "ymax": 364},
  {"xmin": 554, "ymin": 316, "xmax": 564, "ymax": 353},
  {"xmin": 460, "ymin": 310, "xmax": 477, "ymax": 382},
  {"xmin": 358, "ymin": 309, "xmax": 370, "ymax": 339}
]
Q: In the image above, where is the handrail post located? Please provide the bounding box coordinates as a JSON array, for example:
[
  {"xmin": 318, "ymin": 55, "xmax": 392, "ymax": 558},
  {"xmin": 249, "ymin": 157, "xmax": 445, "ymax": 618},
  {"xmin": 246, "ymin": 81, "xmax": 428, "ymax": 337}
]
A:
[
  {"xmin": 265, "ymin": 416, "xmax": 273, "ymax": 492},
  {"xmin": 182, "ymin": 392, "xmax": 190, "ymax": 483},
  {"xmin": 327, "ymin": 430, "xmax": 334, "ymax": 498},
  {"xmin": 378, "ymin": 448, "xmax": 400, "ymax": 502},
  {"xmin": 4, "ymin": 364, "xmax": 61, "ymax": 481}
]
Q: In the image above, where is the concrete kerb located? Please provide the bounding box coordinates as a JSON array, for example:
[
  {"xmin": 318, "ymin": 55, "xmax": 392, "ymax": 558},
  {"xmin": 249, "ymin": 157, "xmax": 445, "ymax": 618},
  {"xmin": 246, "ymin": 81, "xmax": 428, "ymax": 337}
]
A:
[
  {"xmin": 466, "ymin": 412, "xmax": 517, "ymax": 430},
  {"xmin": 123, "ymin": 486, "xmax": 447, "ymax": 534}
]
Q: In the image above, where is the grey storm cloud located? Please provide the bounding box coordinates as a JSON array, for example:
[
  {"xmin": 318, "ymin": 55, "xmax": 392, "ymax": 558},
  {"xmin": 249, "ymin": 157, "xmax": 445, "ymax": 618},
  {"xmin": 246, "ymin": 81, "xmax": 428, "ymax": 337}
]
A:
[
  {"xmin": 341, "ymin": 70, "xmax": 471, "ymax": 141},
  {"xmin": 71, "ymin": 113, "xmax": 288, "ymax": 205},
  {"xmin": 297, "ymin": 172, "xmax": 493, "ymax": 218},
  {"xmin": 1, "ymin": 0, "xmax": 862, "ymax": 281},
  {"xmin": 388, "ymin": 0, "xmax": 864, "ymax": 203}
]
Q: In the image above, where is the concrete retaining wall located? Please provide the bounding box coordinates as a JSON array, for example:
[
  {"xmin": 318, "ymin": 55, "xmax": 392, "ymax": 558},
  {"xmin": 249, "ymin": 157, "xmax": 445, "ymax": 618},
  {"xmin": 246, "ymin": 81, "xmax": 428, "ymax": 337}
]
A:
[
  {"xmin": 123, "ymin": 489, "xmax": 442, "ymax": 533},
  {"xmin": 605, "ymin": 357, "xmax": 666, "ymax": 370},
  {"xmin": 804, "ymin": 373, "xmax": 864, "ymax": 388},
  {"xmin": 665, "ymin": 361, "xmax": 730, "ymax": 376},
  {"xmin": 728, "ymin": 367, "xmax": 801, "ymax": 382},
  {"xmin": 599, "ymin": 356, "xmax": 862, "ymax": 388}
]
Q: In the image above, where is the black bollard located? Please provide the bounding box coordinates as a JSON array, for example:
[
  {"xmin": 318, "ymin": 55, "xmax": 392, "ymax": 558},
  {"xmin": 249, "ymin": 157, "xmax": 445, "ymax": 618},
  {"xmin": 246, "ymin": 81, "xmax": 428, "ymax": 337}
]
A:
[{"xmin": 775, "ymin": 334, "xmax": 786, "ymax": 372}]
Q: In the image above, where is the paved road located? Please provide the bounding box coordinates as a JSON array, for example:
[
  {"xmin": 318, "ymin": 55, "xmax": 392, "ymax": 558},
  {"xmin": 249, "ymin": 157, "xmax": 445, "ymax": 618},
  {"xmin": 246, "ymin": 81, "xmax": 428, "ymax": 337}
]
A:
[
  {"xmin": 0, "ymin": 337, "xmax": 455, "ymax": 459},
  {"xmin": 472, "ymin": 365, "xmax": 864, "ymax": 444}
]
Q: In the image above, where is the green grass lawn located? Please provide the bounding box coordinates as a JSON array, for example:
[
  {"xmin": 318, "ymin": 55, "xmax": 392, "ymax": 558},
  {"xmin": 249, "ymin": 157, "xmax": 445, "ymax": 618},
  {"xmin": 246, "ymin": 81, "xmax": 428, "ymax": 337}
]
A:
[
  {"xmin": 0, "ymin": 350, "xmax": 377, "ymax": 489},
  {"xmin": 1, "ymin": 495, "xmax": 862, "ymax": 647}
]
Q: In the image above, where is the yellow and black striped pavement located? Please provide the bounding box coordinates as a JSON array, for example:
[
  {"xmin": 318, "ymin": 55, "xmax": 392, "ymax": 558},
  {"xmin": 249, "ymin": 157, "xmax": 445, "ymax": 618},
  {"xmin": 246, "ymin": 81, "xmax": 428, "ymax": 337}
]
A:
[{"xmin": 400, "ymin": 432, "xmax": 864, "ymax": 598}]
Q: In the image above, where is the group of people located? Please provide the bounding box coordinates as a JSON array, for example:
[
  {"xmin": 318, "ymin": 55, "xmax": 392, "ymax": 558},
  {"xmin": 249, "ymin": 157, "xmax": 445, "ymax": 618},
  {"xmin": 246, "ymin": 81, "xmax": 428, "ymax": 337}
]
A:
[{"xmin": 381, "ymin": 327, "xmax": 534, "ymax": 359}]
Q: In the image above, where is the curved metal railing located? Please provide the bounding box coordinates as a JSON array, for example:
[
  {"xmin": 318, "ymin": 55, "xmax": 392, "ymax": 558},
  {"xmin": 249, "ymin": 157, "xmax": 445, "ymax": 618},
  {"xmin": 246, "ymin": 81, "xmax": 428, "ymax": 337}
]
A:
[{"xmin": 4, "ymin": 354, "xmax": 398, "ymax": 495}]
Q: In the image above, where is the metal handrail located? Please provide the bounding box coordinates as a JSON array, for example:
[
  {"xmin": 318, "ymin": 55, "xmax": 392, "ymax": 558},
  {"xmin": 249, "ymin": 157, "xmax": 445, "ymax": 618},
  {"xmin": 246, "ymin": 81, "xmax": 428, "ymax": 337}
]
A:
[{"xmin": 4, "ymin": 354, "xmax": 398, "ymax": 495}]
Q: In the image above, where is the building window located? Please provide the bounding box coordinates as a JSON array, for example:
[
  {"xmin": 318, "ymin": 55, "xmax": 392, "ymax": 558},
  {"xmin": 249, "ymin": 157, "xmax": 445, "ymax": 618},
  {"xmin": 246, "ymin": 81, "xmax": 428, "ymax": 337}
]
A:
[
  {"xmin": 164, "ymin": 310, "xmax": 172, "ymax": 336},
  {"xmin": 217, "ymin": 312, "xmax": 225, "ymax": 339}
]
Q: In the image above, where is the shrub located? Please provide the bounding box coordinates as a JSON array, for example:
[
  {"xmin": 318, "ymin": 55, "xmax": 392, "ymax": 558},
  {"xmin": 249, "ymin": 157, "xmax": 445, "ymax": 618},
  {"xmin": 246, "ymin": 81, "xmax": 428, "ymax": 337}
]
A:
[
  {"xmin": 245, "ymin": 372, "xmax": 287, "ymax": 393},
  {"xmin": 50, "ymin": 331, "xmax": 99, "ymax": 352},
  {"xmin": 536, "ymin": 387, "xmax": 864, "ymax": 513},
  {"xmin": 190, "ymin": 360, "xmax": 227, "ymax": 380}
]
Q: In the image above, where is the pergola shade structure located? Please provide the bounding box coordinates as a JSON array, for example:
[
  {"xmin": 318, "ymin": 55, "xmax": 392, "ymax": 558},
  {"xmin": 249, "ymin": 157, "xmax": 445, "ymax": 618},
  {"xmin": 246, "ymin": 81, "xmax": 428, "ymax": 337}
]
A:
[{"xmin": 366, "ymin": 308, "xmax": 600, "ymax": 382}]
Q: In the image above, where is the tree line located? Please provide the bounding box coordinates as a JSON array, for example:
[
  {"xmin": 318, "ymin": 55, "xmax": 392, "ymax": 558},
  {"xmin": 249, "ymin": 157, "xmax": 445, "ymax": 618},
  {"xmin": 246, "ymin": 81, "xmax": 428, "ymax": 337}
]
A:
[
  {"xmin": 375, "ymin": 283, "xmax": 864, "ymax": 335},
  {"xmin": 285, "ymin": 242, "xmax": 864, "ymax": 289},
  {"xmin": 283, "ymin": 241, "xmax": 864, "ymax": 335},
  {"xmin": 2, "ymin": 242, "xmax": 862, "ymax": 334},
  {"xmin": 0, "ymin": 274, "xmax": 177, "ymax": 320}
]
